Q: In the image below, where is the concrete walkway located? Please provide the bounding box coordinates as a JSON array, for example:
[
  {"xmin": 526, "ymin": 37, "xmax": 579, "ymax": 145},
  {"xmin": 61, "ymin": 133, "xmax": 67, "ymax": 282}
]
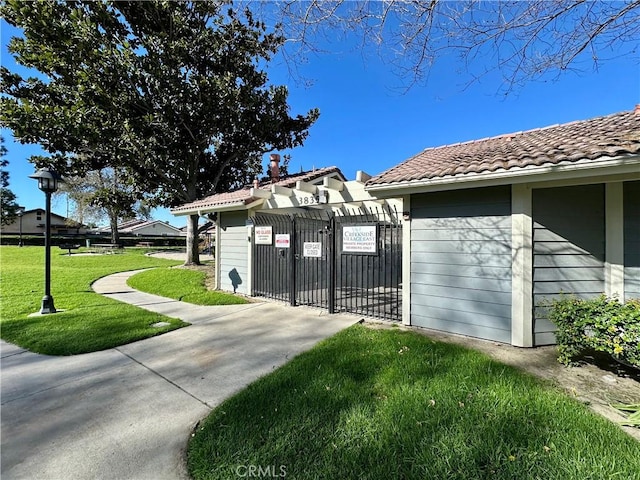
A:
[{"xmin": 1, "ymin": 270, "xmax": 358, "ymax": 480}]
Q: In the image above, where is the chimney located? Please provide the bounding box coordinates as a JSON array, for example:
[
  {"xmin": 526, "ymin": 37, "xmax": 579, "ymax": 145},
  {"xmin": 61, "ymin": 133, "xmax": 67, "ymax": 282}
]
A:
[
  {"xmin": 270, "ymin": 153, "xmax": 280, "ymax": 182},
  {"xmin": 253, "ymin": 178, "xmax": 259, "ymax": 189},
  {"xmin": 635, "ymin": 104, "xmax": 640, "ymax": 115}
]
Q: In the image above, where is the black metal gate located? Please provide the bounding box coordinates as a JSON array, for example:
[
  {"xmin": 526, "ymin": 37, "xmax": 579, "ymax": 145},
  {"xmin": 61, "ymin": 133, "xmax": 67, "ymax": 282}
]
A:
[
  {"xmin": 334, "ymin": 209, "xmax": 402, "ymax": 320},
  {"xmin": 253, "ymin": 213, "xmax": 294, "ymax": 303},
  {"xmin": 252, "ymin": 207, "xmax": 402, "ymax": 321}
]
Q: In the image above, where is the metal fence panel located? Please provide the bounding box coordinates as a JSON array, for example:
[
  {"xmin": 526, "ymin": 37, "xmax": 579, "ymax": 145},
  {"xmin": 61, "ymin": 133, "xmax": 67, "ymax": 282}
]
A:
[
  {"xmin": 251, "ymin": 207, "xmax": 402, "ymax": 321},
  {"xmin": 252, "ymin": 213, "xmax": 293, "ymax": 303},
  {"xmin": 334, "ymin": 207, "xmax": 402, "ymax": 320}
]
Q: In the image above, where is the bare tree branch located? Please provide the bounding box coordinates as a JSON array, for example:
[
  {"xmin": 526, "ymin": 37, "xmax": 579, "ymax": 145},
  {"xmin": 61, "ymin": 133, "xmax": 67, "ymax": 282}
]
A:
[{"xmin": 255, "ymin": 0, "xmax": 639, "ymax": 93}]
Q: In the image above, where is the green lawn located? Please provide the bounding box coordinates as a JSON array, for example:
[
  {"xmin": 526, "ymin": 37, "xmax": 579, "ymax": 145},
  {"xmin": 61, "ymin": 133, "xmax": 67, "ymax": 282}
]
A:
[
  {"xmin": 188, "ymin": 325, "xmax": 640, "ymax": 480},
  {"xmin": 127, "ymin": 267, "xmax": 248, "ymax": 305},
  {"xmin": 0, "ymin": 246, "xmax": 187, "ymax": 355}
]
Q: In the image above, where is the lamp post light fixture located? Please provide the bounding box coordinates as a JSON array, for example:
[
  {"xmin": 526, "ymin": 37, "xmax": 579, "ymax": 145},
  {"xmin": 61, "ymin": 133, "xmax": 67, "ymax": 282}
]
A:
[
  {"xmin": 16, "ymin": 206, "xmax": 25, "ymax": 247},
  {"xmin": 29, "ymin": 167, "xmax": 63, "ymax": 314}
]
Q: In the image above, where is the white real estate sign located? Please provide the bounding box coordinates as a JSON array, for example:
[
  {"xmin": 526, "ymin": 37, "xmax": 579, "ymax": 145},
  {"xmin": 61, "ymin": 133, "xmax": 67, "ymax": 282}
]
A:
[
  {"xmin": 342, "ymin": 225, "xmax": 377, "ymax": 253},
  {"xmin": 255, "ymin": 226, "xmax": 273, "ymax": 245}
]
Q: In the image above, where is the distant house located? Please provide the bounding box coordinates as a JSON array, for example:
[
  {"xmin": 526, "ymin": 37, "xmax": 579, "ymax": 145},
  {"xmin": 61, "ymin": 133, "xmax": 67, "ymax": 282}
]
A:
[
  {"xmin": 99, "ymin": 219, "xmax": 184, "ymax": 237},
  {"xmin": 179, "ymin": 221, "xmax": 216, "ymax": 237},
  {"xmin": 1, "ymin": 209, "xmax": 87, "ymax": 235}
]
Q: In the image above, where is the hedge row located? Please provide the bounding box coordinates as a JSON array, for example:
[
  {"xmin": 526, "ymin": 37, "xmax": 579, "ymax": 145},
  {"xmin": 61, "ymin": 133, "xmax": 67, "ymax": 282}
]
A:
[
  {"xmin": 1, "ymin": 235, "xmax": 187, "ymax": 247},
  {"xmin": 548, "ymin": 295, "xmax": 640, "ymax": 368}
]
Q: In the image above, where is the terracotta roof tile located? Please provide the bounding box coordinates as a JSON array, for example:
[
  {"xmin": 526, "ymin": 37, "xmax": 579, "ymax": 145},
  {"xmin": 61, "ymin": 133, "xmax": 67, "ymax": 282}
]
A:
[
  {"xmin": 172, "ymin": 166, "xmax": 345, "ymax": 213},
  {"xmin": 367, "ymin": 110, "xmax": 640, "ymax": 186}
]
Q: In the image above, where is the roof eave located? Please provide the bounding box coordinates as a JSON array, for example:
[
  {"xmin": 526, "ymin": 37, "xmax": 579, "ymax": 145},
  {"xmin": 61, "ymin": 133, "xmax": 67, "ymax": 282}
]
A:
[
  {"xmin": 171, "ymin": 198, "xmax": 264, "ymax": 217},
  {"xmin": 366, "ymin": 155, "xmax": 640, "ymax": 196}
]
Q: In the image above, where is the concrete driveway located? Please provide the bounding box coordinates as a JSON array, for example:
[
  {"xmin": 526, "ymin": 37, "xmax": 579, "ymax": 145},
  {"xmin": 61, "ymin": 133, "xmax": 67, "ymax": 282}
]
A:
[{"xmin": 1, "ymin": 270, "xmax": 358, "ymax": 479}]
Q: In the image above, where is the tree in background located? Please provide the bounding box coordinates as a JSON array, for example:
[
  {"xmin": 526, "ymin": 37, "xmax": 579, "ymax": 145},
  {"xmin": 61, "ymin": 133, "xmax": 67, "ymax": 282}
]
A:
[
  {"xmin": 0, "ymin": 136, "xmax": 20, "ymax": 226},
  {"xmin": 57, "ymin": 167, "xmax": 149, "ymax": 244},
  {"xmin": 1, "ymin": 0, "xmax": 319, "ymax": 264},
  {"xmin": 261, "ymin": 1, "xmax": 639, "ymax": 92}
]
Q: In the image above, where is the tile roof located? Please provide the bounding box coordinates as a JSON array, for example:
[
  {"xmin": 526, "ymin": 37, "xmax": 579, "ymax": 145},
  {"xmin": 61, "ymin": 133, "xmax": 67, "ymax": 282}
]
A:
[
  {"xmin": 172, "ymin": 166, "xmax": 345, "ymax": 213},
  {"xmin": 368, "ymin": 109, "xmax": 640, "ymax": 187}
]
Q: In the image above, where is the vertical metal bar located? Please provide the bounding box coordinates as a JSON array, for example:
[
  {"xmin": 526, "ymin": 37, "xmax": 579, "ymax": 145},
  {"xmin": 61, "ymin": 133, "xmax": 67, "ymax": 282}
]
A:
[
  {"xmin": 283, "ymin": 215, "xmax": 287, "ymax": 302},
  {"xmin": 350, "ymin": 223, "xmax": 355, "ymax": 314},
  {"xmin": 290, "ymin": 215, "xmax": 297, "ymax": 306},
  {"xmin": 305, "ymin": 215, "xmax": 309, "ymax": 306},
  {"xmin": 307, "ymin": 219, "xmax": 311, "ymax": 306},
  {"xmin": 391, "ymin": 219, "xmax": 395, "ymax": 320},
  {"xmin": 282, "ymin": 215, "xmax": 287, "ymax": 302},
  {"xmin": 396, "ymin": 217, "xmax": 400, "ymax": 320},
  {"xmin": 385, "ymin": 215, "xmax": 390, "ymax": 320},
  {"xmin": 397, "ymin": 217, "xmax": 401, "ymax": 320},
  {"xmin": 303, "ymin": 218, "xmax": 308, "ymax": 306},
  {"xmin": 377, "ymin": 221, "xmax": 382, "ymax": 319},
  {"xmin": 284, "ymin": 217, "xmax": 288, "ymax": 305},
  {"xmin": 253, "ymin": 218, "xmax": 257, "ymax": 297},
  {"xmin": 328, "ymin": 215, "xmax": 336, "ymax": 314}
]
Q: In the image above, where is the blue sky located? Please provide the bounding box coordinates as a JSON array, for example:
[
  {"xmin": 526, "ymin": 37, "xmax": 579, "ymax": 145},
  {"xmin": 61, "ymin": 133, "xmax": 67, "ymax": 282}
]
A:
[{"xmin": 2, "ymin": 19, "xmax": 639, "ymax": 227}]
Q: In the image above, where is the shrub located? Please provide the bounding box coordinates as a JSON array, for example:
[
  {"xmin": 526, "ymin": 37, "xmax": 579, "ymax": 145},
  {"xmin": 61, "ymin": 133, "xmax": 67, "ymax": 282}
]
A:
[{"xmin": 547, "ymin": 295, "xmax": 640, "ymax": 368}]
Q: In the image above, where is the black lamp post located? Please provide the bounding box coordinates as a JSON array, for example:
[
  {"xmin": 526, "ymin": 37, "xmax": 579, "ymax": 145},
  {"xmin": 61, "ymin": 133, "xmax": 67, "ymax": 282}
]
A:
[
  {"xmin": 29, "ymin": 168, "xmax": 63, "ymax": 314},
  {"xmin": 16, "ymin": 206, "xmax": 25, "ymax": 247}
]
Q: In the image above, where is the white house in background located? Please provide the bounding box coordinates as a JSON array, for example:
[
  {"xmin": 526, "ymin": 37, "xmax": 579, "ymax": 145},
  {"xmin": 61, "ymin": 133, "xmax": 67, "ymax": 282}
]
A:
[
  {"xmin": 99, "ymin": 219, "xmax": 184, "ymax": 237},
  {"xmin": 1, "ymin": 209, "xmax": 87, "ymax": 235}
]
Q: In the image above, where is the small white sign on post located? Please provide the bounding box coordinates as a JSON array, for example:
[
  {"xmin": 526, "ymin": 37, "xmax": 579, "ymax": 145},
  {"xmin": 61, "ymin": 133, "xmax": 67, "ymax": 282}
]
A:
[
  {"xmin": 342, "ymin": 225, "xmax": 377, "ymax": 254},
  {"xmin": 303, "ymin": 242, "xmax": 322, "ymax": 258},
  {"xmin": 275, "ymin": 233, "xmax": 290, "ymax": 248},
  {"xmin": 255, "ymin": 226, "xmax": 273, "ymax": 245}
]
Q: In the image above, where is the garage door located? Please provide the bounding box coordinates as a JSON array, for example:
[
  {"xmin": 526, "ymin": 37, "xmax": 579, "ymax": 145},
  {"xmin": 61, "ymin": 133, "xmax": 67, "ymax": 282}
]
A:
[{"xmin": 411, "ymin": 186, "xmax": 512, "ymax": 343}]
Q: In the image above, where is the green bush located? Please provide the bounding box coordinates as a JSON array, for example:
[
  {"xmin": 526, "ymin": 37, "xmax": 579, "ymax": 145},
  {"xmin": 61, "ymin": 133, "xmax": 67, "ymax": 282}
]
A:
[{"xmin": 548, "ymin": 295, "xmax": 640, "ymax": 368}]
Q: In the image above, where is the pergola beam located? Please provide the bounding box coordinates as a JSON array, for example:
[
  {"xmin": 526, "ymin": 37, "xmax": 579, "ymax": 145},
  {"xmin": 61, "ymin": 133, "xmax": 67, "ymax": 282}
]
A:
[
  {"xmin": 323, "ymin": 177, "xmax": 344, "ymax": 191},
  {"xmin": 271, "ymin": 184, "xmax": 293, "ymax": 196},
  {"xmin": 295, "ymin": 181, "xmax": 318, "ymax": 194},
  {"xmin": 250, "ymin": 188, "xmax": 272, "ymax": 199},
  {"xmin": 356, "ymin": 171, "xmax": 372, "ymax": 183}
]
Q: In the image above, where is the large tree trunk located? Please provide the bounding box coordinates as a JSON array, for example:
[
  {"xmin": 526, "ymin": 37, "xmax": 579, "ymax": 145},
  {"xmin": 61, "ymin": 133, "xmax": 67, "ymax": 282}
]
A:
[
  {"xmin": 109, "ymin": 212, "xmax": 120, "ymax": 245},
  {"xmin": 185, "ymin": 213, "xmax": 200, "ymax": 265}
]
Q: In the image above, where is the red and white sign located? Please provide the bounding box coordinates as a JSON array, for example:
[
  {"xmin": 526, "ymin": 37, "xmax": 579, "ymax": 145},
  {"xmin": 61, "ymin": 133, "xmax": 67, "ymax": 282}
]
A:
[{"xmin": 275, "ymin": 233, "xmax": 290, "ymax": 248}]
